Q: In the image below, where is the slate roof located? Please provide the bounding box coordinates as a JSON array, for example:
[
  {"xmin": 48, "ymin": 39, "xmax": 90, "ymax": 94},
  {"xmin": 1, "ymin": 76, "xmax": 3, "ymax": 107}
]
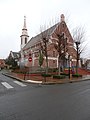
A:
[
  {"xmin": 11, "ymin": 52, "xmax": 20, "ymax": 59},
  {"xmin": 23, "ymin": 23, "xmax": 59, "ymax": 50}
]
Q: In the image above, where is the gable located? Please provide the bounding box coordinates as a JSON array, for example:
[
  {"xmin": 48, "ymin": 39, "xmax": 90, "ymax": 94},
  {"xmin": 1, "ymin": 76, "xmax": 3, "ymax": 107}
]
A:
[
  {"xmin": 51, "ymin": 21, "xmax": 73, "ymax": 44},
  {"xmin": 8, "ymin": 52, "xmax": 13, "ymax": 59}
]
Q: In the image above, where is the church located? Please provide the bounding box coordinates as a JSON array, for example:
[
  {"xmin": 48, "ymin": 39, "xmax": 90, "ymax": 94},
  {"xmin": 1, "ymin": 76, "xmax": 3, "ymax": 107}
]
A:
[{"xmin": 19, "ymin": 14, "xmax": 77, "ymax": 69}]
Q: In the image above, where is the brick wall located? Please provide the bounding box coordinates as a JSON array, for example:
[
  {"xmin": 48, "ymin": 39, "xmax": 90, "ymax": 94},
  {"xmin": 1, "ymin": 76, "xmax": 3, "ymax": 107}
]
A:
[{"xmin": 22, "ymin": 20, "xmax": 77, "ymax": 68}]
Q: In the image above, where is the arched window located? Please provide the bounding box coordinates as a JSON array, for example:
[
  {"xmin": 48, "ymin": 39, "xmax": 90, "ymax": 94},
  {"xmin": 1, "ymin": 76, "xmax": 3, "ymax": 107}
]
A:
[{"xmin": 25, "ymin": 37, "xmax": 27, "ymax": 44}]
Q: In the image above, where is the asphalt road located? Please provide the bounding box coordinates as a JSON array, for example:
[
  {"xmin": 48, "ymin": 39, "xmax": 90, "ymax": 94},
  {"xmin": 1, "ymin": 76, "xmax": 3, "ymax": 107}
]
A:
[{"xmin": 0, "ymin": 71, "xmax": 90, "ymax": 120}]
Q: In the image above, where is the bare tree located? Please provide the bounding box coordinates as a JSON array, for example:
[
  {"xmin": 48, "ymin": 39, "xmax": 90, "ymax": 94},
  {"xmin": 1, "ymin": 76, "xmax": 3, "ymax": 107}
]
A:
[
  {"xmin": 54, "ymin": 33, "xmax": 67, "ymax": 75},
  {"xmin": 40, "ymin": 26, "xmax": 49, "ymax": 74},
  {"xmin": 72, "ymin": 26, "xmax": 86, "ymax": 74}
]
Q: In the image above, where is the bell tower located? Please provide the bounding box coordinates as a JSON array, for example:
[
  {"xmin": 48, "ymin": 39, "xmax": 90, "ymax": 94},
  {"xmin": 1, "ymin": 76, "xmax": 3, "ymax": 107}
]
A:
[{"xmin": 20, "ymin": 16, "xmax": 29, "ymax": 49}]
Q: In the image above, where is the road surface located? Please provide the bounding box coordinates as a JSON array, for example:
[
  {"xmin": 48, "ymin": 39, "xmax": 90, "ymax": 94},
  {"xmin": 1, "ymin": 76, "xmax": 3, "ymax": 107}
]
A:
[{"xmin": 0, "ymin": 71, "xmax": 90, "ymax": 120}]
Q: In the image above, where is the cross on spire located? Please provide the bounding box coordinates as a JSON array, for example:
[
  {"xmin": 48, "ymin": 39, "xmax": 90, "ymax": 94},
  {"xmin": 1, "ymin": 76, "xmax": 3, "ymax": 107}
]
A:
[{"xmin": 23, "ymin": 16, "xmax": 27, "ymax": 29}]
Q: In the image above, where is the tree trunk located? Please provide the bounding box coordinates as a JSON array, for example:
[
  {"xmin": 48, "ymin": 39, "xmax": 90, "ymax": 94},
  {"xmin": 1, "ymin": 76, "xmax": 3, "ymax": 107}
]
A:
[
  {"xmin": 58, "ymin": 56, "xmax": 61, "ymax": 75},
  {"xmin": 46, "ymin": 56, "xmax": 48, "ymax": 74},
  {"xmin": 76, "ymin": 59, "xmax": 78, "ymax": 74}
]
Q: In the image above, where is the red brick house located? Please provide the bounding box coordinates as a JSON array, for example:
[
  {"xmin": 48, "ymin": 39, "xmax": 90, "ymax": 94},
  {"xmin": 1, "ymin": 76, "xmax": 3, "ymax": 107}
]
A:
[
  {"xmin": 20, "ymin": 14, "xmax": 77, "ymax": 69},
  {"xmin": 0, "ymin": 59, "xmax": 6, "ymax": 69}
]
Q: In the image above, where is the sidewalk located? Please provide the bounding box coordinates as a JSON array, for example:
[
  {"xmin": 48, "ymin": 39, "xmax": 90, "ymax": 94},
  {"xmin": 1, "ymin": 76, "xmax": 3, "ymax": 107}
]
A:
[{"xmin": 2, "ymin": 71, "xmax": 90, "ymax": 85}]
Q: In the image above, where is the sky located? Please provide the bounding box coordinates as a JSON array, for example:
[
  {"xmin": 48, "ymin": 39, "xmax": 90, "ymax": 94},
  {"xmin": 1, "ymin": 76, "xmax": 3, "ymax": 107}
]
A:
[{"xmin": 0, "ymin": 0, "xmax": 90, "ymax": 59}]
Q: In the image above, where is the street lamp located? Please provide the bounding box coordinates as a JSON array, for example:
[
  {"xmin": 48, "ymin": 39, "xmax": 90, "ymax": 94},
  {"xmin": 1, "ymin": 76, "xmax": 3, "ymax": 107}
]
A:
[
  {"xmin": 68, "ymin": 55, "xmax": 72, "ymax": 80},
  {"xmin": 75, "ymin": 41, "xmax": 80, "ymax": 74}
]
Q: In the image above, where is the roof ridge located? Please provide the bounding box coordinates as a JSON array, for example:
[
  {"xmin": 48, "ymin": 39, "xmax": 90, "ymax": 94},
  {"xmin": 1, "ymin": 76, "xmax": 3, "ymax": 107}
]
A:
[{"xmin": 23, "ymin": 22, "xmax": 60, "ymax": 49}]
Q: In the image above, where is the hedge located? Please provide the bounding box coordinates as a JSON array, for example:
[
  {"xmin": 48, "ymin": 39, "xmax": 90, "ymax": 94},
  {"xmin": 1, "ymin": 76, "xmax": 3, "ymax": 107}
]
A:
[
  {"xmin": 41, "ymin": 74, "xmax": 52, "ymax": 77},
  {"xmin": 53, "ymin": 75, "xmax": 66, "ymax": 79},
  {"xmin": 60, "ymin": 73, "xmax": 69, "ymax": 76},
  {"xmin": 72, "ymin": 74, "xmax": 82, "ymax": 77}
]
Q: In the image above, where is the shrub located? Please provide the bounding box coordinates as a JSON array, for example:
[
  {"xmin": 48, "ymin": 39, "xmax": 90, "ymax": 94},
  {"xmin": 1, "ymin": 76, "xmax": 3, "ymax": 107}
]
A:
[
  {"xmin": 41, "ymin": 74, "xmax": 52, "ymax": 77},
  {"xmin": 60, "ymin": 73, "xmax": 69, "ymax": 76},
  {"xmin": 72, "ymin": 74, "xmax": 82, "ymax": 77},
  {"xmin": 53, "ymin": 75, "xmax": 66, "ymax": 79}
]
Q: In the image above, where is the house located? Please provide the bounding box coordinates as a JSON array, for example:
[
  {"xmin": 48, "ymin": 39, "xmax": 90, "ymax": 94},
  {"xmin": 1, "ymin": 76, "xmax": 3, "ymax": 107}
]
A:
[
  {"xmin": 85, "ymin": 59, "xmax": 90, "ymax": 70},
  {"xmin": 0, "ymin": 59, "xmax": 6, "ymax": 70},
  {"xmin": 19, "ymin": 14, "xmax": 77, "ymax": 69},
  {"xmin": 7, "ymin": 51, "xmax": 20, "ymax": 66}
]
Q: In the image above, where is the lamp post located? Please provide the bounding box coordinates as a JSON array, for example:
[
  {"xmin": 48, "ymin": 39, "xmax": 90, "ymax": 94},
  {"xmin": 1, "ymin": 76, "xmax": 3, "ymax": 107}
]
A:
[
  {"xmin": 75, "ymin": 41, "xmax": 80, "ymax": 74},
  {"xmin": 68, "ymin": 55, "xmax": 72, "ymax": 80},
  {"xmin": 63, "ymin": 37, "xmax": 67, "ymax": 70}
]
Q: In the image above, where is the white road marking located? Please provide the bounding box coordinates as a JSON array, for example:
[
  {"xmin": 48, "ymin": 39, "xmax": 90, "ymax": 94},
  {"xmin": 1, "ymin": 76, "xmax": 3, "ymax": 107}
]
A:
[
  {"xmin": 1, "ymin": 82, "xmax": 14, "ymax": 89},
  {"xmin": 14, "ymin": 81, "xmax": 27, "ymax": 87},
  {"xmin": 27, "ymin": 80, "xmax": 42, "ymax": 83}
]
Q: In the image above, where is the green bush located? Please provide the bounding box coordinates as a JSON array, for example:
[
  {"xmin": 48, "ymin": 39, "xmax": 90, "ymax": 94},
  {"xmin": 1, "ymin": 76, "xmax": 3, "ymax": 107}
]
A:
[
  {"xmin": 53, "ymin": 75, "xmax": 66, "ymax": 79},
  {"xmin": 72, "ymin": 74, "xmax": 82, "ymax": 77},
  {"xmin": 52, "ymin": 68, "xmax": 58, "ymax": 72},
  {"xmin": 60, "ymin": 73, "xmax": 69, "ymax": 76},
  {"xmin": 41, "ymin": 74, "xmax": 52, "ymax": 77}
]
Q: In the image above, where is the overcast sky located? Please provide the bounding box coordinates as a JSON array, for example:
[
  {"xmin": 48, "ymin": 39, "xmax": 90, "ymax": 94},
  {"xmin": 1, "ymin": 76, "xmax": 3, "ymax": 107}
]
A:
[{"xmin": 0, "ymin": 0, "xmax": 90, "ymax": 59}]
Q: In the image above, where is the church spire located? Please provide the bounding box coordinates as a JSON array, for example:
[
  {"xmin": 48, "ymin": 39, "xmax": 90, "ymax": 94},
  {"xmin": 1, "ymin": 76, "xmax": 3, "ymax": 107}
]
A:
[
  {"xmin": 20, "ymin": 16, "xmax": 29, "ymax": 49},
  {"xmin": 23, "ymin": 16, "xmax": 27, "ymax": 29}
]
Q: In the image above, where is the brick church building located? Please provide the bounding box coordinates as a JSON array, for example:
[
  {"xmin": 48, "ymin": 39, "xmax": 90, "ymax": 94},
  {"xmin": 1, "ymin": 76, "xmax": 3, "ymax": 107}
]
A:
[{"xmin": 19, "ymin": 14, "xmax": 77, "ymax": 69}]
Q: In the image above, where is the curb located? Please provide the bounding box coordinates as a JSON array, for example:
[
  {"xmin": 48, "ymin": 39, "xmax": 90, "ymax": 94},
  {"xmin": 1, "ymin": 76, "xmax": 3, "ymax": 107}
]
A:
[
  {"xmin": 2, "ymin": 73, "xmax": 42, "ymax": 84},
  {"xmin": 69, "ymin": 78, "xmax": 90, "ymax": 83},
  {"xmin": 2, "ymin": 73, "xmax": 90, "ymax": 85},
  {"xmin": 2, "ymin": 73, "xmax": 25, "ymax": 82}
]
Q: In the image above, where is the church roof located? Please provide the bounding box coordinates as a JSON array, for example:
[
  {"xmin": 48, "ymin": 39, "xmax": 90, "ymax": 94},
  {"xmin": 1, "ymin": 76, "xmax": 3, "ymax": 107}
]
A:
[{"xmin": 23, "ymin": 23, "xmax": 59, "ymax": 50}]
